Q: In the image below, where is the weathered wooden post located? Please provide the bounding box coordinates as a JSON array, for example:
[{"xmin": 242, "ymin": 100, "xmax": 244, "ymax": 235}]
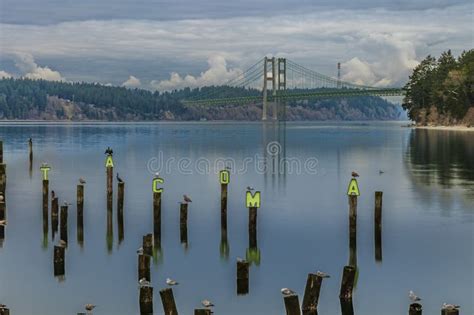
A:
[
  {"xmin": 143, "ymin": 233, "xmax": 153, "ymax": 256},
  {"xmin": 0, "ymin": 307, "xmax": 10, "ymax": 315},
  {"xmin": 0, "ymin": 141, "xmax": 6, "ymax": 197},
  {"xmin": 138, "ymin": 254, "xmax": 151, "ymax": 281},
  {"xmin": 302, "ymin": 273, "xmax": 324, "ymax": 315},
  {"xmin": 237, "ymin": 259, "xmax": 249, "ymax": 295},
  {"xmin": 159, "ymin": 288, "xmax": 179, "ymax": 315},
  {"xmin": 284, "ymin": 294, "xmax": 301, "ymax": 315},
  {"xmin": 105, "ymin": 149, "xmax": 114, "ymax": 210},
  {"xmin": 53, "ymin": 245, "xmax": 65, "ymax": 277},
  {"xmin": 77, "ymin": 184, "xmax": 84, "ymax": 246},
  {"xmin": 152, "ymin": 175, "xmax": 163, "ymax": 246},
  {"xmin": 51, "ymin": 196, "xmax": 59, "ymax": 239},
  {"xmin": 409, "ymin": 303, "xmax": 422, "ymax": 315},
  {"xmin": 139, "ymin": 286, "xmax": 153, "ymax": 314},
  {"xmin": 220, "ymin": 170, "xmax": 230, "ymax": 236},
  {"xmin": 60, "ymin": 204, "xmax": 68, "ymax": 245},
  {"xmin": 340, "ymin": 298, "xmax": 354, "ymax": 315},
  {"xmin": 374, "ymin": 191, "xmax": 383, "ymax": 262},
  {"xmin": 0, "ymin": 196, "xmax": 5, "ymax": 244},
  {"xmin": 40, "ymin": 163, "xmax": 51, "ymax": 240},
  {"xmin": 347, "ymin": 178, "xmax": 359, "ymax": 267},
  {"xmin": 339, "ymin": 265, "xmax": 356, "ymax": 300},
  {"xmin": 117, "ymin": 181, "xmax": 124, "ymax": 243},
  {"xmin": 180, "ymin": 202, "xmax": 188, "ymax": 245},
  {"xmin": 441, "ymin": 307, "xmax": 459, "ymax": 315},
  {"xmin": 194, "ymin": 310, "xmax": 212, "ymax": 315},
  {"xmin": 246, "ymin": 190, "xmax": 261, "ymax": 249}
]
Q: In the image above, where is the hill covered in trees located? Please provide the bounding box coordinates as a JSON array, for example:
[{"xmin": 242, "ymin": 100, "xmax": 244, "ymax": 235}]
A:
[
  {"xmin": 402, "ymin": 49, "xmax": 474, "ymax": 126},
  {"xmin": 0, "ymin": 78, "xmax": 401, "ymax": 121}
]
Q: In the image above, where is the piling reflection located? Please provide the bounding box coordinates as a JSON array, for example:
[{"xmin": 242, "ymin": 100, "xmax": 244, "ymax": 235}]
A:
[
  {"xmin": 262, "ymin": 121, "xmax": 287, "ymax": 190},
  {"xmin": 220, "ymin": 234, "xmax": 230, "ymax": 260},
  {"xmin": 51, "ymin": 196, "xmax": 59, "ymax": 240},
  {"xmin": 246, "ymin": 247, "xmax": 261, "ymax": 266},
  {"xmin": 179, "ymin": 202, "xmax": 188, "ymax": 249},
  {"xmin": 152, "ymin": 239, "xmax": 163, "ymax": 265},
  {"xmin": 106, "ymin": 203, "xmax": 113, "ymax": 253},
  {"xmin": 0, "ymin": 196, "xmax": 5, "ymax": 247}
]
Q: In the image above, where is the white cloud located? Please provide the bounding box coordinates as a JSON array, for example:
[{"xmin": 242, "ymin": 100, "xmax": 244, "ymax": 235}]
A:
[
  {"xmin": 0, "ymin": 4, "xmax": 471, "ymax": 86},
  {"xmin": 0, "ymin": 71, "xmax": 12, "ymax": 79},
  {"xmin": 150, "ymin": 55, "xmax": 243, "ymax": 91},
  {"xmin": 14, "ymin": 53, "xmax": 65, "ymax": 81},
  {"xmin": 341, "ymin": 34, "xmax": 420, "ymax": 87},
  {"xmin": 122, "ymin": 75, "xmax": 141, "ymax": 88}
]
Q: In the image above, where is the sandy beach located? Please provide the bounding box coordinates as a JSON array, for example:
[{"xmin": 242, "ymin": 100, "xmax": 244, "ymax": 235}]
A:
[{"xmin": 415, "ymin": 125, "xmax": 474, "ymax": 131}]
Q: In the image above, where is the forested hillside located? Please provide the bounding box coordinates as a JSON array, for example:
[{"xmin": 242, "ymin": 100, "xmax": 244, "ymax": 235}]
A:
[
  {"xmin": 0, "ymin": 78, "xmax": 401, "ymax": 121},
  {"xmin": 402, "ymin": 49, "xmax": 474, "ymax": 126}
]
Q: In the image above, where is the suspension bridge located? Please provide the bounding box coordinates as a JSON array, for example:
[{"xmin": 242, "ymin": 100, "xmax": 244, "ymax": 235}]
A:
[{"xmin": 183, "ymin": 57, "xmax": 404, "ymax": 121}]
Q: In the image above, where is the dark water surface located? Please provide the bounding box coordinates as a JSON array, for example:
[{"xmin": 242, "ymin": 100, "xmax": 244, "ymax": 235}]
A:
[{"xmin": 0, "ymin": 121, "xmax": 472, "ymax": 315}]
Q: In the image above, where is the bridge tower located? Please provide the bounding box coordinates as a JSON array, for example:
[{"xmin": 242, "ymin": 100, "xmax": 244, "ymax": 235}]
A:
[
  {"xmin": 262, "ymin": 57, "xmax": 286, "ymax": 121},
  {"xmin": 337, "ymin": 62, "xmax": 341, "ymax": 88}
]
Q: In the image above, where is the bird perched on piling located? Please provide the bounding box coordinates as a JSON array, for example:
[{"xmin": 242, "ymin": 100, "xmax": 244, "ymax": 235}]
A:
[
  {"xmin": 225, "ymin": 165, "xmax": 231, "ymax": 170},
  {"xmin": 79, "ymin": 178, "xmax": 86, "ymax": 184},
  {"xmin": 136, "ymin": 247, "xmax": 144, "ymax": 255},
  {"xmin": 139, "ymin": 278, "xmax": 151, "ymax": 287},
  {"xmin": 58, "ymin": 239, "xmax": 67, "ymax": 247},
  {"xmin": 351, "ymin": 171, "xmax": 359, "ymax": 178},
  {"xmin": 0, "ymin": 220, "xmax": 7, "ymax": 226},
  {"xmin": 246, "ymin": 186, "xmax": 254, "ymax": 191},
  {"xmin": 183, "ymin": 194, "xmax": 192, "ymax": 203},
  {"xmin": 154, "ymin": 172, "xmax": 160, "ymax": 178},
  {"xmin": 201, "ymin": 299, "xmax": 214, "ymax": 308},
  {"xmin": 63, "ymin": 201, "xmax": 71, "ymax": 207},
  {"xmin": 51, "ymin": 190, "xmax": 55, "ymax": 199},
  {"xmin": 0, "ymin": 195, "xmax": 3, "ymax": 202},
  {"xmin": 409, "ymin": 290, "xmax": 421, "ymax": 302},
  {"xmin": 316, "ymin": 271, "xmax": 330, "ymax": 278},
  {"xmin": 379, "ymin": 170, "xmax": 384, "ymax": 175},
  {"xmin": 442, "ymin": 303, "xmax": 460, "ymax": 311},
  {"xmin": 166, "ymin": 278, "xmax": 179, "ymax": 286},
  {"xmin": 281, "ymin": 288, "xmax": 296, "ymax": 296},
  {"xmin": 104, "ymin": 147, "xmax": 113, "ymax": 155},
  {"xmin": 0, "ymin": 304, "xmax": 7, "ymax": 309},
  {"xmin": 116, "ymin": 173, "xmax": 123, "ymax": 183},
  {"xmin": 237, "ymin": 257, "xmax": 246, "ymax": 263},
  {"xmin": 84, "ymin": 304, "xmax": 96, "ymax": 313}
]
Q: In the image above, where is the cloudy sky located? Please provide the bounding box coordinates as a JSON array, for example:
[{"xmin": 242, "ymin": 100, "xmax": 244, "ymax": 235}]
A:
[{"xmin": 0, "ymin": 0, "xmax": 472, "ymax": 91}]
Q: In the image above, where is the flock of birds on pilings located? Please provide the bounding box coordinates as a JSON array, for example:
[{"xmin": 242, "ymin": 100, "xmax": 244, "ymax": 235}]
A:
[{"xmin": 0, "ymin": 140, "xmax": 463, "ymax": 315}]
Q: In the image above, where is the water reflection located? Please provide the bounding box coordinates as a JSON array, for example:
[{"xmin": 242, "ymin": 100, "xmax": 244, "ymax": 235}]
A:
[{"xmin": 406, "ymin": 129, "xmax": 474, "ymax": 191}]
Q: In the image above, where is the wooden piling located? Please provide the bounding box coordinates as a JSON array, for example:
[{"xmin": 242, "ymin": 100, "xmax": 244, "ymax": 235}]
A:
[
  {"xmin": 106, "ymin": 164, "xmax": 113, "ymax": 201},
  {"xmin": 302, "ymin": 273, "xmax": 323, "ymax": 315},
  {"xmin": 237, "ymin": 260, "xmax": 250, "ymax": 295},
  {"xmin": 348, "ymin": 195, "xmax": 357, "ymax": 267},
  {"xmin": 77, "ymin": 184, "xmax": 84, "ymax": 246},
  {"xmin": 339, "ymin": 265, "xmax": 356, "ymax": 300},
  {"xmin": 143, "ymin": 233, "xmax": 153, "ymax": 256},
  {"xmin": 53, "ymin": 245, "xmax": 65, "ymax": 276},
  {"xmin": 0, "ymin": 198, "xmax": 5, "ymax": 244},
  {"xmin": 180, "ymin": 203, "xmax": 188, "ymax": 245},
  {"xmin": 194, "ymin": 309, "xmax": 212, "ymax": 315},
  {"xmin": 60, "ymin": 205, "xmax": 68, "ymax": 245},
  {"xmin": 51, "ymin": 197, "xmax": 59, "ymax": 239},
  {"xmin": 409, "ymin": 303, "xmax": 422, "ymax": 315},
  {"xmin": 221, "ymin": 182, "xmax": 228, "ymax": 237},
  {"xmin": 153, "ymin": 190, "xmax": 161, "ymax": 245},
  {"xmin": 139, "ymin": 286, "xmax": 153, "ymax": 314},
  {"xmin": 284, "ymin": 295, "xmax": 301, "ymax": 315},
  {"xmin": 138, "ymin": 254, "xmax": 151, "ymax": 281},
  {"xmin": 117, "ymin": 181, "xmax": 124, "ymax": 243},
  {"xmin": 340, "ymin": 298, "xmax": 354, "ymax": 315},
  {"xmin": 0, "ymin": 141, "xmax": 5, "ymax": 198},
  {"xmin": 249, "ymin": 206, "xmax": 258, "ymax": 249},
  {"xmin": 374, "ymin": 191, "xmax": 383, "ymax": 262},
  {"xmin": 0, "ymin": 308, "xmax": 10, "ymax": 315},
  {"xmin": 441, "ymin": 307, "xmax": 459, "ymax": 315},
  {"xmin": 159, "ymin": 287, "xmax": 179, "ymax": 315}
]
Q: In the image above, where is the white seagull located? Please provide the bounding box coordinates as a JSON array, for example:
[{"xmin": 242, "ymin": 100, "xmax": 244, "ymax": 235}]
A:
[
  {"xmin": 139, "ymin": 278, "xmax": 151, "ymax": 287},
  {"xmin": 316, "ymin": 271, "xmax": 330, "ymax": 278},
  {"xmin": 409, "ymin": 290, "xmax": 421, "ymax": 302},
  {"xmin": 281, "ymin": 288, "xmax": 296, "ymax": 296},
  {"xmin": 166, "ymin": 278, "xmax": 179, "ymax": 286},
  {"xmin": 442, "ymin": 303, "xmax": 460, "ymax": 310},
  {"xmin": 201, "ymin": 299, "xmax": 214, "ymax": 308}
]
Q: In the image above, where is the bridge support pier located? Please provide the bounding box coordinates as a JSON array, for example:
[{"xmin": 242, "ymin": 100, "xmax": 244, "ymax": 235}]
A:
[{"xmin": 262, "ymin": 57, "xmax": 286, "ymax": 121}]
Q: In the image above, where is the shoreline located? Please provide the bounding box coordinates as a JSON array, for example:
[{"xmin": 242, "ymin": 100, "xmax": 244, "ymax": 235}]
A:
[{"xmin": 415, "ymin": 125, "xmax": 473, "ymax": 131}]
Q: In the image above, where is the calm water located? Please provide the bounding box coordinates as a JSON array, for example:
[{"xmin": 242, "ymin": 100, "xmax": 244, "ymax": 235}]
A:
[{"xmin": 0, "ymin": 121, "xmax": 472, "ymax": 315}]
